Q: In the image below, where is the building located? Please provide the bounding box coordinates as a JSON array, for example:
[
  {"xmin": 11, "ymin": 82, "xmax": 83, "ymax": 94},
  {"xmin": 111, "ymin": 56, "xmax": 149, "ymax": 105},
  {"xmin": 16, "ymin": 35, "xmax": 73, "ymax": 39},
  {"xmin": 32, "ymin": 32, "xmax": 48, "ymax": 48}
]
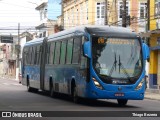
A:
[
  {"xmin": 35, "ymin": 0, "xmax": 62, "ymax": 37},
  {"xmin": 117, "ymin": 0, "xmax": 147, "ymax": 33},
  {"xmin": 0, "ymin": 35, "xmax": 17, "ymax": 78},
  {"xmin": 62, "ymin": 0, "xmax": 147, "ymax": 32},
  {"xmin": 139, "ymin": 0, "xmax": 160, "ymax": 90},
  {"xmin": 62, "ymin": 0, "xmax": 89, "ymax": 28}
]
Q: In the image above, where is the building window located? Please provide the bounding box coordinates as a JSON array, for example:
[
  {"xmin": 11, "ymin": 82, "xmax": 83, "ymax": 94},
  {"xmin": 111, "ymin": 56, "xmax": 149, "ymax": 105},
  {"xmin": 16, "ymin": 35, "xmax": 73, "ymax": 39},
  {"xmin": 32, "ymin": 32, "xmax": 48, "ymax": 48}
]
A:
[
  {"xmin": 76, "ymin": 7, "xmax": 79, "ymax": 25},
  {"xmin": 44, "ymin": 9, "xmax": 47, "ymax": 19},
  {"xmin": 71, "ymin": 8, "xmax": 74, "ymax": 27},
  {"xmin": 119, "ymin": 2, "xmax": 129, "ymax": 18},
  {"xmin": 80, "ymin": 3, "xmax": 83, "ymax": 25},
  {"xmin": 140, "ymin": 7, "xmax": 145, "ymax": 18},
  {"xmin": 39, "ymin": 33, "xmax": 42, "ymax": 38},
  {"xmin": 101, "ymin": 5, "xmax": 105, "ymax": 18},
  {"xmin": 43, "ymin": 31, "xmax": 46, "ymax": 37},
  {"xmin": 86, "ymin": 1, "xmax": 88, "ymax": 23},
  {"xmin": 140, "ymin": 3, "xmax": 147, "ymax": 19},
  {"xmin": 64, "ymin": 12, "xmax": 66, "ymax": 28},
  {"xmin": 97, "ymin": 6, "xmax": 100, "ymax": 18},
  {"xmin": 40, "ymin": 11, "xmax": 43, "ymax": 20},
  {"xmin": 155, "ymin": 2, "xmax": 160, "ymax": 17},
  {"xmin": 96, "ymin": 2, "xmax": 105, "ymax": 25}
]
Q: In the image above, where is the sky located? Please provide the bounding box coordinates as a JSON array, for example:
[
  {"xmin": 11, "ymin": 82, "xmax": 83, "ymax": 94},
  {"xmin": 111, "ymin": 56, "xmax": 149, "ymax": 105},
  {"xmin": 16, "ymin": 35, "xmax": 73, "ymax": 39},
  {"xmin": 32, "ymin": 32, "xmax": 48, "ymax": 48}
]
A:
[
  {"xmin": 0, "ymin": 0, "xmax": 40, "ymax": 34},
  {"xmin": 48, "ymin": 0, "xmax": 61, "ymax": 20}
]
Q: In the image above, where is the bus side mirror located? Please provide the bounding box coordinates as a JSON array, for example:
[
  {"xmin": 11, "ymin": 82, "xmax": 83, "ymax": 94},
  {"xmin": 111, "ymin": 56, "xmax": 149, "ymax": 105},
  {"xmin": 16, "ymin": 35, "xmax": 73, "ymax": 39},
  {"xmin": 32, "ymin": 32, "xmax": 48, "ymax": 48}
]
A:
[
  {"xmin": 143, "ymin": 43, "xmax": 150, "ymax": 60},
  {"xmin": 83, "ymin": 41, "xmax": 91, "ymax": 58}
]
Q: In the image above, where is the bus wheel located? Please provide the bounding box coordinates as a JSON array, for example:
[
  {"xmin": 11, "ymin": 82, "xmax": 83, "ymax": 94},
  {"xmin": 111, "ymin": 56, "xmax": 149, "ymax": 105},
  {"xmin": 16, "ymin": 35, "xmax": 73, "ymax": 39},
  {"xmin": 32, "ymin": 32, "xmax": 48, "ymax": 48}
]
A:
[
  {"xmin": 50, "ymin": 85, "xmax": 55, "ymax": 97},
  {"xmin": 117, "ymin": 99, "xmax": 128, "ymax": 106},
  {"xmin": 27, "ymin": 80, "xmax": 34, "ymax": 92},
  {"xmin": 73, "ymin": 86, "xmax": 79, "ymax": 103},
  {"xmin": 50, "ymin": 80, "xmax": 56, "ymax": 98}
]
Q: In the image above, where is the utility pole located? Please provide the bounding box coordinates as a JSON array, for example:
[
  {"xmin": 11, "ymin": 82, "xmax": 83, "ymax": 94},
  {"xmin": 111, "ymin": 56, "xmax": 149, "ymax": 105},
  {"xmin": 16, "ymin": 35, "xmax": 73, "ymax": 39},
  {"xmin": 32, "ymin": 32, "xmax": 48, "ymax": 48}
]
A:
[
  {"xmin": 16, "ymin": 23, "xmax": 20, "ymax": 81},
  {"xmin": 61, "ymin": 0, "xmax": 64, "ymax": 30},
  {"xmin": 122, "ymin": 0, "xmax": 127, "ymax": 27},
  {"xmin": 147, "ymin": 0, "xmax": 150, "ymax": 31},
  {"xmin": 105, "ymin": 0, "xmax": 108, "ymax": 25}
]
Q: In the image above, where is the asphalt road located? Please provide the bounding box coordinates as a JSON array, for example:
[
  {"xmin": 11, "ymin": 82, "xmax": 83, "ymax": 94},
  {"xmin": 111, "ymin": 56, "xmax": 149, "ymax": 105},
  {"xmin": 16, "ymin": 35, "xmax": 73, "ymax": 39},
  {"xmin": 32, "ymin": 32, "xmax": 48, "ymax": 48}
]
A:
[{"xmin": 0, "ymin": 77, "xmax": 160, "ymax": 120}]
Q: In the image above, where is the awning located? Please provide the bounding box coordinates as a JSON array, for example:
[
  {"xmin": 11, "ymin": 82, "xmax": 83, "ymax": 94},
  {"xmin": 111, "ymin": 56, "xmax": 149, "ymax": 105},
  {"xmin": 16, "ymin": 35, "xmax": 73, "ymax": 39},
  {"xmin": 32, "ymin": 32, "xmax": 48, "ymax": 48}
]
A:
[
  {"xmin": 150, "ymin": 46, "xmax": 160, "ymax": 50},
  {"xmin": 139, "ymin": 29, "xmax": 160, "ymax": 37},
  {"xmin": 35, "ymin": 2, "xmax": 47, "ymax": 10},
  {"xmin": 139, "ymin": 32, "xmax": 151, "ymax": 37}
]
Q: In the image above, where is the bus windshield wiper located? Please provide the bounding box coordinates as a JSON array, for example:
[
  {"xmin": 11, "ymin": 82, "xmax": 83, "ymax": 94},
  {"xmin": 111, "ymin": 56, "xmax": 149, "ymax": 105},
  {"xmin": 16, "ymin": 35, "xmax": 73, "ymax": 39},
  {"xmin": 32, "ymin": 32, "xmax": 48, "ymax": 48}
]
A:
[
  {"xmin": 109, "ymin": 52, "xmax": 117, "ymax": 76},
  {"xmin": 118, "ymin": 55, "xmax": 132, "ymax": 82}
]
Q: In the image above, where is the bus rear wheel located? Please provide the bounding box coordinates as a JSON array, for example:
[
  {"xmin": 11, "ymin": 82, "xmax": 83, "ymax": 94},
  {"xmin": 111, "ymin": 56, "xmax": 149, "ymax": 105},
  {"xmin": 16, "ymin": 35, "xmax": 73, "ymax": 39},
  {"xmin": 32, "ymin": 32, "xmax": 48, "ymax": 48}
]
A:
[
  {"xmin": 73, "ymin": 86, "xmax": 79, "ymax": 103},
  {"xmin": 117, "ymin": 99, "xmax": 128, "ymax": 106},
  {"xmin": 27, "ymin": 80, "xmax": 37, "ymax": 92},
  {"xmin": 50, "ymin": 84, "xmax": 56, "ymax": 98}
]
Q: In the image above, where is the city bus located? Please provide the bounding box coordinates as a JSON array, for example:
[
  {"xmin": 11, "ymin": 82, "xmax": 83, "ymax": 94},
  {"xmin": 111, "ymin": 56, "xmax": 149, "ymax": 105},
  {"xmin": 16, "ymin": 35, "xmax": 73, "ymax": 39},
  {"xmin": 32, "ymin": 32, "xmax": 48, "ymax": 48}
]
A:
[{"xmin": 21, "ymin": 26, "xmax": 150, "ymax": 106}]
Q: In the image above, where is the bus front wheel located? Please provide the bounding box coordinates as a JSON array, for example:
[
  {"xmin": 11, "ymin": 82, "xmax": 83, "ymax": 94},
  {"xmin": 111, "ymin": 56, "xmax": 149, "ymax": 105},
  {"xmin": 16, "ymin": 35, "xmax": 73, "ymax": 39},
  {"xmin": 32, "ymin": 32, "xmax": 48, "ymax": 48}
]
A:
[{"xmin": 117, "ymin": 99, "xmax": 128, "ymax": 106}]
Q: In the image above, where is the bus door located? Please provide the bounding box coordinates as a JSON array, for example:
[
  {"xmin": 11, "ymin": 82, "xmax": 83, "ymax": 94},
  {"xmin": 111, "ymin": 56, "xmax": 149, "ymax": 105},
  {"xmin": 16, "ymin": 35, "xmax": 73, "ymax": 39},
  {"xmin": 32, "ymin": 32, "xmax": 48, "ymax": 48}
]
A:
[{"xmin": 40, "ymin": 38, "xmax": 48, "ymax": 90}]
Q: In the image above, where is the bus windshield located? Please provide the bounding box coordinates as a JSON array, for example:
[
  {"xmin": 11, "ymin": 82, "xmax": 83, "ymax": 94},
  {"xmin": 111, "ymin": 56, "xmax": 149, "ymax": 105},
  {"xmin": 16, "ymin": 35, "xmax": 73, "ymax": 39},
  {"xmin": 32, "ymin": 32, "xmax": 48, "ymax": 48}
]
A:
[{"xmin": 92, "ymin": 36, "xmax": 143, "ymax": 84}]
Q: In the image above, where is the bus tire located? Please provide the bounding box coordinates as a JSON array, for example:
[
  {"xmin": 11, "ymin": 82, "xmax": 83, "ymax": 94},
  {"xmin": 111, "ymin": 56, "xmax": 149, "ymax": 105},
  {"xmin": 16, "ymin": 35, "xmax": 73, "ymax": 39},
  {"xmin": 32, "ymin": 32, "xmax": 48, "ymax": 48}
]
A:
[
  {"xmin": 73, "ymin": 86, "xmax": 79, "ymax": 103},
  {"xmin": 27, "ymin": 79, "xmax": 35, "ymax": 92},
  {"xmin": 117, "ymin": 99, "xmax": 128, "ymax": 106},
  {"xmin": 50, "ymin": 79, "xmax": 55, "ymax": 97}
]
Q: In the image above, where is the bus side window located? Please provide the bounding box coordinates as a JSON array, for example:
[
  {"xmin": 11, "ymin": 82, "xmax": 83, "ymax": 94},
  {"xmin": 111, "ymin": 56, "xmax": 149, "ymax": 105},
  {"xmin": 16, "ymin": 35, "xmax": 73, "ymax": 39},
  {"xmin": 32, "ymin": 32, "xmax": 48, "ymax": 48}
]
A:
[
  {"xmin": 31, "ymin": 47, "xmax": 34, "ymax": 65},
  {"xmin": 36, "ymin": 45, "xmax": 40, "ymax": 65},
  {"xmin": 46, "ymin": 43, "xmax": 51, "ymax": 64},
  {"xmin": 38, "ymin": 45, "xmax": 42, "ymax": 65},
  {"xmin": 80, "ymin": 36, "xmax": 88, "ymax": 69},
  {"xmin": 72, "ymin": 37, "xmax": 81, "ymax": 64},
  {"xmin": 28, "ymin": 47, "xmax": 32, "ymax": 65},
  {"xmin": 25, "ymin": 47, "xmax": 29, "ymax": 65},
  {"xmin": 34, "ymin": 46, "xmax": 37, "ymax": 65},
  {"xmin": 60, "ymin": 40, "xmax": 67, "ymax": 64},
  {"xmin": 54, "ymin": 41, "xmax": 61, "ymax": 64},
  {"xmin": 66, "ymin": 38, "xmax": 73, "ymax": 64},
  {"xmin": 49, "ymin": 42, "xmax": 55, "ymax": 64},
  {"xmin": 23, "ymin": 48, "xmax": 26, "ymax": 65},
  {"xmin": 32, "ymin": 46, "xmax": 35, "ymax": 65}
]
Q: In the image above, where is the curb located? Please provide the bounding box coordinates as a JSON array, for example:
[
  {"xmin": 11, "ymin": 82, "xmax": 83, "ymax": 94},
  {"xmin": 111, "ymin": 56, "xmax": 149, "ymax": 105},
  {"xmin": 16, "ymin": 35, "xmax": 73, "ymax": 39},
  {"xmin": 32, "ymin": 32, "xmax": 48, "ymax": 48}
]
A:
[{"xmin": 144, "ymin": 96, "xmax": 160, "ymax": 101}]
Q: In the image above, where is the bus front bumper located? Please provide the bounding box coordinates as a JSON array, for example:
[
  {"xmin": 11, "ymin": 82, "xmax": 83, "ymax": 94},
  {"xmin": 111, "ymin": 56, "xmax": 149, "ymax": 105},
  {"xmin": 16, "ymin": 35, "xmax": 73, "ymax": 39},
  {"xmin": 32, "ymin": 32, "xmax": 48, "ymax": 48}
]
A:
[{"xmin": 86, "ymin": 87, "xmax": 145, "ymax": 100}]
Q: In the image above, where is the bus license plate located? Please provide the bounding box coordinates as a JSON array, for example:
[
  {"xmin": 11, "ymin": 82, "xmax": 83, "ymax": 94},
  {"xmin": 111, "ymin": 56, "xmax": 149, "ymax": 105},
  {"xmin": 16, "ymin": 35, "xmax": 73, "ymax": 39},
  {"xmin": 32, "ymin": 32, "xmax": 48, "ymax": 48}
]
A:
[{"xmin": 115, "ymin": 93, "xmax": 124, "ymax": 97}]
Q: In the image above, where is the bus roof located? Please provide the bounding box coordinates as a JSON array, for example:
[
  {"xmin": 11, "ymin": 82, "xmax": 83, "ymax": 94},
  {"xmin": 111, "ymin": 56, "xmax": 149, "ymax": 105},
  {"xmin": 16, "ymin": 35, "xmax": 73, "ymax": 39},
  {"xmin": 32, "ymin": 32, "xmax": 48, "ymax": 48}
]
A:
[
  {"xmin": 48, "ymin": 26, "xmax": 86, "ymax": 41},
  {"xmin": 48, "ymin": 25, "xmax": 138, "ymax": 41},
  {"xmin": 85, "ymin": 25, "xmax": 138, "ymax": 38},
  {"xmin": 24, "ymin": 25, "xmax": 138, "ymax": 47},
  {"xmin": 24, "ymin": 37, "xmax": 45, "ymax": 47}
]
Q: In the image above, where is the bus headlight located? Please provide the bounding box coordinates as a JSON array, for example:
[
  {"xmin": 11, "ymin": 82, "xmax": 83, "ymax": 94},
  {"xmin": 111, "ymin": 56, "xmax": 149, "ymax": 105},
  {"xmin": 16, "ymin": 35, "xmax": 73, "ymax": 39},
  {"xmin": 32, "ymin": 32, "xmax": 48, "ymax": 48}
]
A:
[
  {"xmin": 92, "ymin": 77, "xmax": 103, "ymax": 90},
  {"xmin": 135, "ymin": 79, "xmax": 145, "ymax": 90}
]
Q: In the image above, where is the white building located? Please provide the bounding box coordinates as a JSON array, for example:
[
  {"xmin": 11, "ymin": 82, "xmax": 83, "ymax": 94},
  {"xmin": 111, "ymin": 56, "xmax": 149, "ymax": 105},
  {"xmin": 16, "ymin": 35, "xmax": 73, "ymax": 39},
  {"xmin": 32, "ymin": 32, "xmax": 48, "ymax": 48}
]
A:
[{"xmin": 35, "ymin": 0, "xmax": 62, "ymax": 37}]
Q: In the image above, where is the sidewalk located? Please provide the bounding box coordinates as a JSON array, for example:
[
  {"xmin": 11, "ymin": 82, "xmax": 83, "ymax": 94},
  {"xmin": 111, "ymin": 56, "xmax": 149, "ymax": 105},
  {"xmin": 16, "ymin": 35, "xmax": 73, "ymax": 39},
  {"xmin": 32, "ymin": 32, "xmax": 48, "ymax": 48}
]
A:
[
  {"xmin": 1, "ymin": 75, "xmax": 16, "ymax": 81},
  {"xmin": 145, "ymin": 89, "xmax": 160, "ymax": 101}
]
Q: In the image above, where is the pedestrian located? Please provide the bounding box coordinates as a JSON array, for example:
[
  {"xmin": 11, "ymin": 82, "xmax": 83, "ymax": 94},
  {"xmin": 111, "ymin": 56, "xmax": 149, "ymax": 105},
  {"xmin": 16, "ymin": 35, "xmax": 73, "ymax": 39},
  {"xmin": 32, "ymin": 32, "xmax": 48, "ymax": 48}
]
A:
[{"xmin": 145, "ymin": 75, "xmax": 148, "ymax": 89}]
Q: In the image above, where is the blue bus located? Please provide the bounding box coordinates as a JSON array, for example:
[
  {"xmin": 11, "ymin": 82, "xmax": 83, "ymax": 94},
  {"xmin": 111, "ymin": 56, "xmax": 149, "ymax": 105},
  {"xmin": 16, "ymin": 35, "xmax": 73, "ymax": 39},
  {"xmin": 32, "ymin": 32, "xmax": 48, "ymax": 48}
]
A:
[{"xmin": 22, "ymin": 26, "xmax": 150, "ymax": 106}]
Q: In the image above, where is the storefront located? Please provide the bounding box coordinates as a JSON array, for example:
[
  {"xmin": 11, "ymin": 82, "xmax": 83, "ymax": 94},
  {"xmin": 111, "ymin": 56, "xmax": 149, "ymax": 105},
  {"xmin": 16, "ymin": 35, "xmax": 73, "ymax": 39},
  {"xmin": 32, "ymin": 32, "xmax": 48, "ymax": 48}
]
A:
[{"xmin": 140, "ymin": 30, "xmax": 160, "ymax": 89}]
